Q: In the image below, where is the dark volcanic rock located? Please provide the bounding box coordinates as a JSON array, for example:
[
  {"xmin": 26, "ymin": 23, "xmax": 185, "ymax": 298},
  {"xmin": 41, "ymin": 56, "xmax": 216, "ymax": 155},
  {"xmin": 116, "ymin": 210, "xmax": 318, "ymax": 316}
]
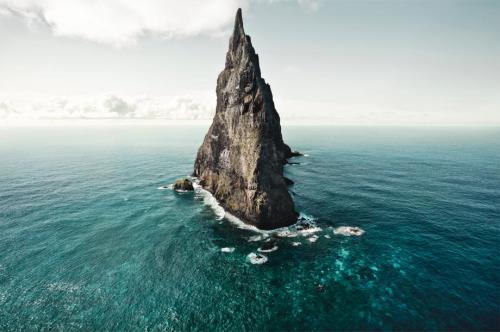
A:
[
  {"xmin": 193, "ymin": 9, "xmax": 298, "ymax": 230},
  {"xmin": 173, "ymin": 178, "xmax": 194, "ymax": 191}
]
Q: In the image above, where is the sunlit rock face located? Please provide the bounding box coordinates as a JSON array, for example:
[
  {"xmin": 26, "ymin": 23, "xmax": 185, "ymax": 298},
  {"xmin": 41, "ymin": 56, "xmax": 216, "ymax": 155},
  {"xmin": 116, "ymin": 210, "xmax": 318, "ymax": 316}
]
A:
[{"xmin": 193, "ymin": 8, "xmax": 298, "ymax": 230}]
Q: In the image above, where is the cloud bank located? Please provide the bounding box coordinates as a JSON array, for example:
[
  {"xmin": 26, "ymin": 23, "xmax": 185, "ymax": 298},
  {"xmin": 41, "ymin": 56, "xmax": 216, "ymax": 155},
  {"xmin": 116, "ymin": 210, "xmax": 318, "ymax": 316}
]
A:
[
  {"xmin": 2, "ymin": 94, "xmax": 495, "ymax": 126},
  {"xmin": 0, "ymin": 0, "xmax": 247, "ymax": 46},
  {"xmin": 0, "ymin": 95, "xmax": 215, "ymax": 122},
  {"xmin": 0, "ymin": 0, "xmax": 320, "ymax": 46}
]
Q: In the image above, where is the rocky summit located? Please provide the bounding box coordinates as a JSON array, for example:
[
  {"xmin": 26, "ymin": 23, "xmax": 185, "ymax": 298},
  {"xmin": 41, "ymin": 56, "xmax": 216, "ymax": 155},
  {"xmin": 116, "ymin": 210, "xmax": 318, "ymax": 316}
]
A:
[{"xmin": 193, "ymin": 9, "xmax": 298, "ymax": 230}]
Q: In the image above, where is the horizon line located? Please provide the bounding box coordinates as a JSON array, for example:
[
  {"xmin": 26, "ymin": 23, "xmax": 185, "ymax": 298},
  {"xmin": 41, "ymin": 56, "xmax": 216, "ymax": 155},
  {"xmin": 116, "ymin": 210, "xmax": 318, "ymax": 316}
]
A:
[{"xmin": 1, "ymin": 119, "xmax": 499, "ymax": 128}]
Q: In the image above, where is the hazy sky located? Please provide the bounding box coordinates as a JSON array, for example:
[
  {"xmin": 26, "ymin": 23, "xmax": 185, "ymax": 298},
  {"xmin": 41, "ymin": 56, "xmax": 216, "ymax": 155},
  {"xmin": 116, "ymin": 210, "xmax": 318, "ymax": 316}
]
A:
[{"xmin": 0, "ymin": 0, "xmax": 499, "ymax": 125}]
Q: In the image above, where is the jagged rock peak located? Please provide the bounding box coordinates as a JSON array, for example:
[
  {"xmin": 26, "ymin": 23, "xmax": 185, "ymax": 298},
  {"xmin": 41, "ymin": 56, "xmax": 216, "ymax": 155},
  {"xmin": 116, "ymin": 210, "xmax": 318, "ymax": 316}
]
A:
[
  {"xmin": 229, "ymin": 8, "xmax": 247, "ymax": 51},
  {"xmin": 233, "ymin": 8, "xmax": 244, "ymax": 38},
  {"xmin": 226, "ymin": 8, "xmax": 261, "ymax": 78},
  {"xmin": 193, "ymin": 8, "xmax": 298, "ymax": 230}
]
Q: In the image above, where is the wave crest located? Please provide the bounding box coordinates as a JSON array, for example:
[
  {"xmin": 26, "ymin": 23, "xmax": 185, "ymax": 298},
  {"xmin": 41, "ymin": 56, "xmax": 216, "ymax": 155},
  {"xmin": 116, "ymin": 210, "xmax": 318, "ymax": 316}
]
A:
[
  {"xmin": 333, "ymin": 226, "xmax": 365, "ymax": 236},
  {"xmin": 247, "ymin": 253, "xmax": 268, "ymax": 265}
]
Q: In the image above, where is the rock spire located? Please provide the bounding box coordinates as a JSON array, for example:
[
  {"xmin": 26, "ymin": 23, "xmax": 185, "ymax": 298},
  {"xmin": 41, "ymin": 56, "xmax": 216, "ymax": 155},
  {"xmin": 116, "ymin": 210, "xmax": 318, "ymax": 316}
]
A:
[{"xmin": 193, "ymin": 8, "xmax": 298, "ymax": 230}]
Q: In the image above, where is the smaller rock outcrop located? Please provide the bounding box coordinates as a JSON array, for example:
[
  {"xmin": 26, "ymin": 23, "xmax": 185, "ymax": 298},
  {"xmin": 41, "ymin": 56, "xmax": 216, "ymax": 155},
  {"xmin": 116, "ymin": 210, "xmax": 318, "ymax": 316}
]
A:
[
  {"xmin": 289, "ymin": 151, "xmax": 303, "ymax": 157},
  {"xmin": 173, "ymin": 178, "xmax": 194, "ymax": 191}
]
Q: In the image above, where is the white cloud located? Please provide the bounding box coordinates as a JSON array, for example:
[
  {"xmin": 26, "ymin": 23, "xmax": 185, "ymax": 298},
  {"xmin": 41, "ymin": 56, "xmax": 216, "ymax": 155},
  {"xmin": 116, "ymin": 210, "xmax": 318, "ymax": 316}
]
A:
[
  {"xmin": 0, "ymin": 0, "xmax": 320, "ymax": 46},
  {"xmin": 257, "ymin": 0, "xmax": 321, "ymax": 12},
  {"xmin": 1, "ymin": 94, "xmax": 497, "ymax": 126},
  {"xmin": 0, "ymin": 94, "xmax": 215, "ymax": 121},
  {"xmin": 0, "ymin": 0, "xmax": 248, "ymax": 46},
  {"xmin": 297, "ymin": 0, "xmax": 321, "ymax": 12}
]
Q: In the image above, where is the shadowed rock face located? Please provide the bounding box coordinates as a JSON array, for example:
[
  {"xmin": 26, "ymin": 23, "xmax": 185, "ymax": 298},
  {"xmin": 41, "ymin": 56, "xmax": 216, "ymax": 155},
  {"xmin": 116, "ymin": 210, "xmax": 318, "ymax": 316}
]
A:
[{"xmin": 193, "ymin": 9, "xmax": 298, "ymax": 230}]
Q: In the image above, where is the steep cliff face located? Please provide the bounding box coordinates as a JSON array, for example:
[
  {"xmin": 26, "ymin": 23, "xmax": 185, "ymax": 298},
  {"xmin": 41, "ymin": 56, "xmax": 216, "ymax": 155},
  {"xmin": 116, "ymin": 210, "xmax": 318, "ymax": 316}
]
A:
[{"xmin": 193, "ymin": 9, "xmax": 298, "ymax": 230}]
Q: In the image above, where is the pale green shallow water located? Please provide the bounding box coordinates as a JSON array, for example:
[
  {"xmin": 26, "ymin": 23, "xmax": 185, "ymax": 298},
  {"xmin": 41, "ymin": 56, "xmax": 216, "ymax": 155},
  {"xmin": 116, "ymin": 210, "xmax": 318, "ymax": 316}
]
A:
[{"xmin": 0, "ymin": 126, "xmax": 499, "ymax": 331}]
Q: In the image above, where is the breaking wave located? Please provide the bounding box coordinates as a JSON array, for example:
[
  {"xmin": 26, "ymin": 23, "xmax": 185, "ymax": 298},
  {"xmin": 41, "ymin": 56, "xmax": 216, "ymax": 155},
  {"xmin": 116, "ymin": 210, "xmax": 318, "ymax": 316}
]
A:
[
  {"xmin": 248, "ymin": 234, "xmax": 269, "ymax": 242},
  {"xmin": 276, "ymin": 230, "xmax": 298, "ymax": 238},
  {"xmin": 333, "ymin": 226, "xmax": 365, "ymax": 236},
  {"xmin": 192, "ymin": 179, "xmax": 267, "ymax": 232},
  {"xmin": 189, "ymin": 178, "xmax": 326, "ymax": 240},
  {"xmin": 247, "ymin": 253, "xmax": 268, "ymax": 265},
  {"xmin": 192, "ymin": 181, "xmax": 225, "ymax": 220},
  {"xmin": 307, "ymin": 235, "xmax": 319, "ymax": 243},
  {"xmin": 258, "ymin": 245, "xmax": 278, "ymax": 253}
]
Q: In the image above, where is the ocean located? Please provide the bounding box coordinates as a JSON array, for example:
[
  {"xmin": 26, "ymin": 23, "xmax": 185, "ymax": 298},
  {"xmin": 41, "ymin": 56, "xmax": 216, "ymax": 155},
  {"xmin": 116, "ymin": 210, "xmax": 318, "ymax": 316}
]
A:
[{"xmin": 0, "ymin": 126, "xmax": 498, "ymax": 331}]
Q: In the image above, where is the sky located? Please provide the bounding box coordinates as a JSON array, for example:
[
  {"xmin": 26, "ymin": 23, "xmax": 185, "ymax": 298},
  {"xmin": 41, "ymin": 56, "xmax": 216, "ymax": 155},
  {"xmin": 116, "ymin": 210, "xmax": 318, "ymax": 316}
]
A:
[{"xmin": 0, "ymin": 0, "xmax": 499, "ymax": 125}]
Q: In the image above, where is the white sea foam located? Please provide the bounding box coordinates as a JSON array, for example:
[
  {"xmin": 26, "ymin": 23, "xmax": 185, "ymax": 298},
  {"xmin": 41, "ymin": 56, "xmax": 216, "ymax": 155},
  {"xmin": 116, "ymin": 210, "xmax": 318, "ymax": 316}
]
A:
[
  {"xmin": 266, "ymin": 212, "xmax": 322, "ymax": 238},
  {"xmin": 291, "ymin": 242, "xmax": 302, "ymax": 247},
  {"xmin": 258, "ymin": 245, "xmax": 278, "ymax": 253},
  {"xmin": 192, "ymin": 181, "xmax": 225, "ymax": 220},
  {"xmin": 289, "ymin": 213, "xmax": 322, "ymax": 236},
  {"xmin": 224, "ymin": 211, "xmax": 263, "ymax": 233},
  {"xmin": 308, "ymin": 235, "xmax": 319, "ymax": 243},
  {"xmin": 157, "ymin": 183, "xmax": 192, "ymax": 192},
  {"xmin": 247, "ymin": 252, "xmax": 268, "ymax": 264},
  {"xmin": 324, "ymin": 235, "xmax": 331, "ymax": 239},
  {"xmin": 333, "ymin": 226, "xmax": 365, "ymax": 236},
  {"xmin": 298, "ymin": 227, "xmax": 322, "ymax": 236},
  {"xmin": 248, "ymin": 234, "xmax": 268, "ymax": 242},
  {"xmin": 192, "ymin": 178, "xmax": 268, "ymax": 233},
  {"xmin": 191, "ymin": 178, "xmax": 323, "ymax": 237},
  {"xmin": 221, "ymin": 247, "xmax": 235, "ymax": 253},
  {"xmin": 276, "ymin": 230, "xmax": 297, "ymax": 238},
  {"xmin": 298, "ymin": 212, "xmax": 315, "ymax": 222}
]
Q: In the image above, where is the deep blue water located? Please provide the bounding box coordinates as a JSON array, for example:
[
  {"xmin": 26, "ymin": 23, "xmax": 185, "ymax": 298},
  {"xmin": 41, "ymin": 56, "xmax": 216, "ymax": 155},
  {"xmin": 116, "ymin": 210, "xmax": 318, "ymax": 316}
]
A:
[{"xmin": 0, "ymin": 126, "xmax": 499, "ymax": 331}]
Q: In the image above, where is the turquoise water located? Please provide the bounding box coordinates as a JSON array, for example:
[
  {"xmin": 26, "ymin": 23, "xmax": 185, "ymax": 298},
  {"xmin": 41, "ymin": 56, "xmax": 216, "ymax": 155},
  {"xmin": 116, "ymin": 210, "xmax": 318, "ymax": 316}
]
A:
[{"xmin": 0, "ymin": 126, "xmax": 499, "ymax": 331}]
